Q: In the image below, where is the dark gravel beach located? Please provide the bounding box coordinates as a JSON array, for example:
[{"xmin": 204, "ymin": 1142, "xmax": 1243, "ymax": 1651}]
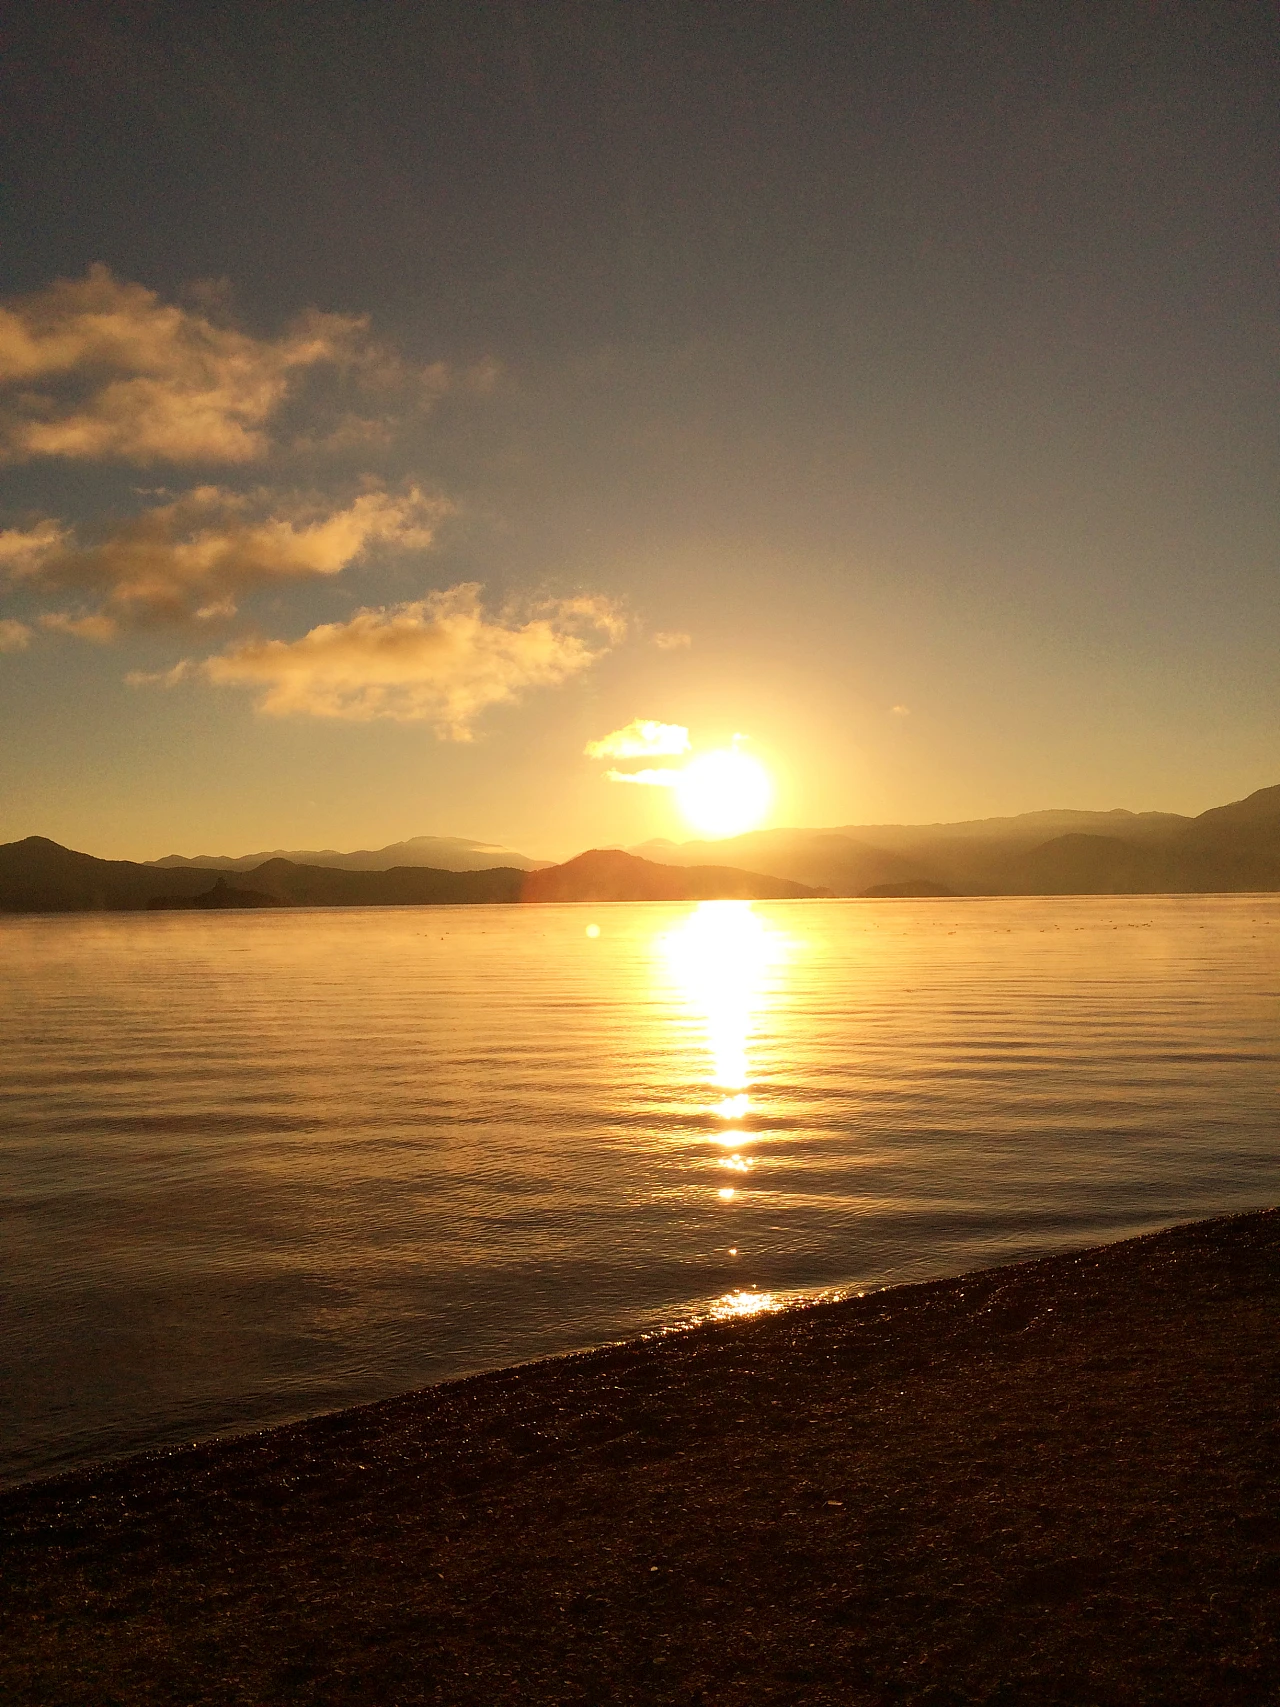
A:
[{"xmin": 3, "ymin": 1210, "xmax": 1277, "ymax": 1706}]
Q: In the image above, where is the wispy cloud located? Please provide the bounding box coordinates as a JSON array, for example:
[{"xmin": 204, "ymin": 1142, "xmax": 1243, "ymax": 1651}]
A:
[
  {"xmin": 0, "ymin": 520, "xmax": 69, "ymax": 574},
  {"xmin": 0, "ymin": 618, "xmax": 32, "ymax": 651},
  {"xmin": 150, "ymin": 583, "xmax": 624, "ymax": 736},
  {"xmin": 604, "ymin": 767, "xmax": 682, "ymax": 787},
  {"xmin": 124, "ymin": 658, "xmax": 195, "ymax": 687},
  {"xmin": 584, "ymin": 718, "xmax": 691, "ymax": 759},
  {"xmin": 40, "ymin": 611, "xmax": 118, "ymax": 642},
  {"xmin": 0, "ymin": 266, "xmax": 380, "ymax": 464},
  {"xmin": 652, "ymin": 630, "xmax": 691, "ymax": 650},
  {"xmin": 6, "ymin": 483, "xmax": 446, "ymax": 632}
]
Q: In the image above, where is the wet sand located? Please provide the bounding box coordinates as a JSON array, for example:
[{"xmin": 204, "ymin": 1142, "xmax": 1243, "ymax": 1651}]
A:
[{"xmin": 2, "ymin": 1209, "xmax": 1277, "ymax": 1705}]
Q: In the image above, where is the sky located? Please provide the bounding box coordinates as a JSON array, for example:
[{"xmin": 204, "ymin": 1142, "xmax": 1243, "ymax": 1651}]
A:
[{"xmin": 1, "ymin": 0, "xmax": 1277, "ymax": 860}]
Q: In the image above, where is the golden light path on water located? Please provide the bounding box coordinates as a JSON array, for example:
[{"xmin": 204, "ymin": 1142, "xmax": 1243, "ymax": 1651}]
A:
[{"xmin": 659, "ymin": 901, "xmax": 793, "ymax": 1323}]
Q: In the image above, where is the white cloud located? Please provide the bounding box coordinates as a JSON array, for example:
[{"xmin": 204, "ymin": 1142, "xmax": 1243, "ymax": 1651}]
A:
[
  {"xmin": 604, "ymin": 767, "xmax": 682, "ymax": 787},
  {"xmin": 182, "ymin": 583, "xmax": 624, "ymax": 736},
  {"xmin": 6, "ymin": 483, "xmax": 446, "ymax": 629},
  {"xmin": 0, "ymin": 266, "xmax": 373, "ymax": 464},
  {"xmin": 0, "ymin": 618, "xmax": 32, "ymax": 651},
  {"xmin": 584, "ymin": 718, "xmax": 691, "ymax": 759},
  {"xmin": 652, "ymin": 630, "xmax": 692, "ymax": 650}
]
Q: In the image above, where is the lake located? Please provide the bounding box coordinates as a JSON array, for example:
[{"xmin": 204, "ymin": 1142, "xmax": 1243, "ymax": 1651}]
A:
[{"xmin": 3, "ymin": 894, "xmax": 1278, "ymax": 1486}]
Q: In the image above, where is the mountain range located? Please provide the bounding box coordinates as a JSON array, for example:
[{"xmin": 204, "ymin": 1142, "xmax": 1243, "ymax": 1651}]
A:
[
  {"xmin": 148, "ymin": 835, "xmax": 550, "ymax": 873},
  {"xmin": 4, "ymin": 783, "xmax": 1279, "ymax": 912},
  {"xmin": 0, "ymin": 842, "xmax": 815, "ymax": 913},
  {"xmin": 632, "ymin": 784, "xmax": 1280, "ymax": 896}
]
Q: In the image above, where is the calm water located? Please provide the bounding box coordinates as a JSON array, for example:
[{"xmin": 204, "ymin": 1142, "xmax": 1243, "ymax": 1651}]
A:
[{"xmin": 3, "ymin": 895, "xmax": 1278, "ymax": 1485}]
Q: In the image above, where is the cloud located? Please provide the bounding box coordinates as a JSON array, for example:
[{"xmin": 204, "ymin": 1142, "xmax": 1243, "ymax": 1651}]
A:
[
  {"xmin": 890, "ymin": 704, "xmax": 911, "ymax": 716},
  {"xmin": 0, "ymin": 618, "xmax": 32, "ymax": 651},
  {"xmin": 6, "ymin": 483, "xmax": 446, "ymax": 629},
  {"xmin": 40, "ymin": 611, "xmax": 119, "ymax": 642},
  {"xmin": 0, "ymin": 519, "xmax": 69, "ymax": 574},
  {"xmin": 652, "ymin": 630, "xmax": 692, "ymax": 650},
  {"xmin": 0, "ymin": 265, "xmax": 373, "ymax": 464},
  {"xmin": 288, "ymin": 412, "xmax": 397, "ymax": 456},
  {"xmin": 585, "ymin": 718, "xmax": 691, "ymax": 759},
  {"xmin": 176, "ymin": 583, "xmax": 624, "ymax": 736},
  {"xmin": 124, "ymin": 659, "xmax": 194, "ymax": 688},
  {"xmin": 604, "ymin": 767, "xmax": 682, "ymax": 787}
]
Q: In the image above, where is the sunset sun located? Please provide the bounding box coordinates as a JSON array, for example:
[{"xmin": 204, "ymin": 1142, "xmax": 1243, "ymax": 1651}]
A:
[{"xmin": 675, "ymin": 748, "xmax": 772, "ymax": 839}]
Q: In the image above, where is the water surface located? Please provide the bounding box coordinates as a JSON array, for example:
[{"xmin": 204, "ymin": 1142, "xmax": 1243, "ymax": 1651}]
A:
[{"xmin": 3, "ymin": 894, "xmax": 1278, "ymax": 1484}]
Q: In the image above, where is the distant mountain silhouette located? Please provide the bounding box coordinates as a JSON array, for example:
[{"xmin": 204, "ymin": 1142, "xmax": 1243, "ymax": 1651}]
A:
[
  {"xmin": 148, "ymin": 876, "xmax": 282, "ymax": 910},
  {"xmin": 1189, "ymin": 783, "xmax": 1280, "ymax": 829},
  {"xmin": 631, "ymin": 828, "xmax": 923, "ymax": 895},
  {"xmin": 149, "ymin": 834, "xmax": 551, "ymax": 873},
  {"xmin": 6, "ymin": 784, "xmax": 1280, "ymax": 910},
  {"xmin": 146, "ymin": 860, "xmax": 527, "ymax": 909},
  {"xmin": 520, "ymin": 849, "xmax": 819, "ymax": 903},
  {"xmin": 832, "ymin": 806, "xmax": 1193, "ymax": 892},
  {"xmin": 841, "ymin": 806, "xmax": 1191, "ymax": 846},
  {"xmin": 0, "ymin": 840, "xmax": 819, "ymax": 912},
  {"xmin": 634, "ymin": 785, "xmax": 1280, "ymax": 896},
  {"xmin": 1168, "ymin": 785, "xmax": 1280, "ymax": 891},
  {"xmin": 0, "ymin": 837, "xmax": 224, "ymax": 912},
  {"xmin": 999, "ymin": 834, "xmax": 1164, "ymax": 895}
]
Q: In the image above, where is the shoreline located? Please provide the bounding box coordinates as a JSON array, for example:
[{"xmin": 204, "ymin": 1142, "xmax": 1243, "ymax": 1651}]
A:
[{"xmin": 3, "ymin": 1209, "xmax": 1278, "ymax": 1703}]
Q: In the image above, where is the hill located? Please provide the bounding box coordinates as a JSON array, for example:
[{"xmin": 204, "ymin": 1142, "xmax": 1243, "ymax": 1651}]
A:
[
  {"xmin": 0, "ymin": 841, "xmax": 819, "ymax": 913},
  {"xmin": 148, "ymin": 876, "xmax": 282, "ymax": 910},
  {"xmin": 6, "ymin": 783, "xmax": 1280, "ymax": 909},
  {"xmin": 149, "ymin": 835, "xmax": 550, "ymax": 873},
  {"xmin": 144, "ymin": 862, "xmax": 527, "ymax": 909},
  {"xmin": 636, "ymin": 785, "xmax": 1280, "ymax": 896},
  {"xmin": 1187, "ymin": 782, "xmax": 1280, "ymax": 829},
  {"xmin": 630, "ymin": 828, "xmax": 925, "ymax": 896},
  {"xmin": 0, "ymin": 837, "xmax": 225, "ymax": 912},
  {"xmin": 520, "ymin": 849, "xmax": 818, "ymax": 903}
]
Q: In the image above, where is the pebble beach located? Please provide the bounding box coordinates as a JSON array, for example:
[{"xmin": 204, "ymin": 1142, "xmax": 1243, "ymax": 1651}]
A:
[{"xmin": 3, "ymin": 1209, "xmax": 1277, "ymax": 1705}]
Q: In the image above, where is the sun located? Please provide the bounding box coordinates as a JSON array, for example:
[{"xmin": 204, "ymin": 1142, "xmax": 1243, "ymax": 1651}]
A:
[{"xmin": 675, "ymin": 749, "xmax": 772, "ymax": 838}]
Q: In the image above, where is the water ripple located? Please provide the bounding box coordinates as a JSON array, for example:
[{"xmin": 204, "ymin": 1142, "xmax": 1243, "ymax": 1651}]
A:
[{"xmin": 2, "ymin": 893, "xmax": 1278, "ymax": 1484}]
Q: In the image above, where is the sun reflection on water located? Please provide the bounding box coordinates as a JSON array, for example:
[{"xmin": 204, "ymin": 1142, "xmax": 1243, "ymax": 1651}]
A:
[
  {"xmin": 711, "ymin": 1289, "xmax": 779, "ymax": 1320},
  {"xmin": 660, "ymin": 900, "xmax": 789, "ymax": 1181}
]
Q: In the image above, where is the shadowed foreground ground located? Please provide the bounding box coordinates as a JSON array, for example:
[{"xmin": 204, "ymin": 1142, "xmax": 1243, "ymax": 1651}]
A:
[{"xmin": 2, "ymin": 1211, "xmax": 1278, "ymax": 1706}]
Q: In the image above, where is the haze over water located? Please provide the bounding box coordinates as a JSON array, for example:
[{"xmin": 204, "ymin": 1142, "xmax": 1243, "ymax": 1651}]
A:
[{"xmin": 4, "ymin": 895, "xmax": 1278, "ymax": 1486}]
